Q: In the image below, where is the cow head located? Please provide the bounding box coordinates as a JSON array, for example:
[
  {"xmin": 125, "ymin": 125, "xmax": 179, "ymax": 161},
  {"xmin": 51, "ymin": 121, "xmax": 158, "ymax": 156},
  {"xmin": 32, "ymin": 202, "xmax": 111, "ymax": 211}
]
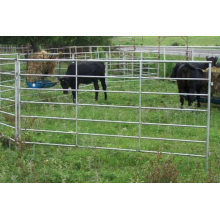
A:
[
  {"xmin": 206, "ymin": 56, "xmax": 218, "ymax": 67},
  {"xmin": 59, "ymin": 78, "xmax": 69, "ymax": 94}
]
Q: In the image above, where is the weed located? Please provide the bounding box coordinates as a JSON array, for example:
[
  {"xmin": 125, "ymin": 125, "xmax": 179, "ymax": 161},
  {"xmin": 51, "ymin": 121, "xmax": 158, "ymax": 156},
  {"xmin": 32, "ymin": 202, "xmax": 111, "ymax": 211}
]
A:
[{"xmin": 146, "ymin": 153, "xmax": 179, "ymax": 183}]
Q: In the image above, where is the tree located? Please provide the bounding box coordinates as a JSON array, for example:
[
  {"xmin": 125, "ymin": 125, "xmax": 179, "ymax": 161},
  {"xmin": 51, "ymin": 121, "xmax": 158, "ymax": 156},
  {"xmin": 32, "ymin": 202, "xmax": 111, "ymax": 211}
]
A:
[{"xmin": 0, "ymin": 36, "xmax": 111, "ymax": 52}]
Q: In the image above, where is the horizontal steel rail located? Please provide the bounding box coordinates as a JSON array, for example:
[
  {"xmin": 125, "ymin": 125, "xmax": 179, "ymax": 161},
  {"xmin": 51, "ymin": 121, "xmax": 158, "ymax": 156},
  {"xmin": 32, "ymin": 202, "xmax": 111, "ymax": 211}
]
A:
[
  {"xmin": 0, "ymin": 104, "xmax": 15, "ymax": 109},
  {"xmin": 0, "ymin": 58, "xmax": 16, "ymax": 61},
  {"xmin": 0, "ymin": 89, "xmax": 15, "ymax": 93},
  {"xmin": 0, "ymin": 53, "xmax": 18, "ymax": 56},
  {"xmin": 21, "ymin": 141, "xmax": 206, "ymax": 158},
  {"xmin": 21, "ymin": 128, "xmax": 76, "ymax": 135},
  {"xmin": 0, "ymin": 122, "xmax": 15, "ymax": 129},
  {"xmin": 0, "ymin": 97, "xmax": 15, "ymax": 102},
  {"xmin": 20, "ymin": 114, "xmax": 206, "ymax": 128},
  {"xmin": 0, "ymin": 79, "xmax": 15, "ymax": 84},
  {"xmin": 20, "ymin": 74, "xmax": 209, "ymax": 81},
  {"xmin": 0, "ymin": 63, "xmax": 15, "ymax": 66},
  {"xmin": 0, "ymin": 134, "xmax": 15, "ymax": 142},
  {"xmin": 24, "ymin": 141, "xmax": 77, "ymax": 148},
  {"xmin": 0, "ymin": 72, "xmax": 15, "ymax": 76},
  {"xmin": 20, "ymin": 100, "xmax": 207, "ymax": 112},
  {"xmin": 19, "ymin": 86, "xmax": 208, "ymax": 97},
  {"xmin": 16, "ymin": 58, "xmax": 212, "ymax": 63},
  {"xmin": 0, "ymin": 84, "xmax": 15, "ymax": 89},
  {"xmin": 21, "ymin": 128, "xmax": 206, "ymax": 144},
  {"xmin": 0, "ymin": 110, "xmax": 15, "ymax": 116}
]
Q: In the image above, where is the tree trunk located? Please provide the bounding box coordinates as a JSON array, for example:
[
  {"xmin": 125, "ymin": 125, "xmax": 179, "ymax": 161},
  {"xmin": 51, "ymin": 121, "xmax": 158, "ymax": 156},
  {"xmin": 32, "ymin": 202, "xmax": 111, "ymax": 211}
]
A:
[{"xmin": 31, "ymin": 42, "xmax": 40, "ymax": 52}]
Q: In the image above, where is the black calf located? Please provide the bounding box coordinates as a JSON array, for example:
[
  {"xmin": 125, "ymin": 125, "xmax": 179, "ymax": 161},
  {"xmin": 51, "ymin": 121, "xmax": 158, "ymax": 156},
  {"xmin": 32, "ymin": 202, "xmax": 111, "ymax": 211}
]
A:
[{"xmin": 59, "ymin": 62, "xmax": 107, "ymax": 102}]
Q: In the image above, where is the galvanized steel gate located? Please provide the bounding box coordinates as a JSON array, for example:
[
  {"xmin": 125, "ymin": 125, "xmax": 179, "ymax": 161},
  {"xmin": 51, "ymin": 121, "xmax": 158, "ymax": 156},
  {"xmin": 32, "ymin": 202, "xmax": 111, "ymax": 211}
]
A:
[{"xmin": 0, "ymin": 57, "xmax": 212, "ymax": 170}]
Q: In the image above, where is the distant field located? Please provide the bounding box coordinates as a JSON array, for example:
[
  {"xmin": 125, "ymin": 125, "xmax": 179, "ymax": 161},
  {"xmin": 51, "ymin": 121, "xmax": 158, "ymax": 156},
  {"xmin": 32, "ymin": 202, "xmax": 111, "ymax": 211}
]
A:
[{"xmin": 112, "ymin": 36, "xmax": 220, "ymax": 46}]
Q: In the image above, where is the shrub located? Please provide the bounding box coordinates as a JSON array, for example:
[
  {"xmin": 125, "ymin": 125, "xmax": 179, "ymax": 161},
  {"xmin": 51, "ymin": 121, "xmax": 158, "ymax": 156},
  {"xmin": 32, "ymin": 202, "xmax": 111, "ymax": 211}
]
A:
[{"xmin": 171, "ymin": 42, "xmax": 180, "ymax": 46}]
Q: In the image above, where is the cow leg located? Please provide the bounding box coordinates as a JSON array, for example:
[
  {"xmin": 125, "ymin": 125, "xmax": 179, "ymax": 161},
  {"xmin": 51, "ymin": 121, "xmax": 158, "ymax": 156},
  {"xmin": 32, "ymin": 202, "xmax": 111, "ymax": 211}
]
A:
[
  {"xmin": 188, "ymin": 95, "xmax": 193, "ymax": 107},
  {"xmin": 196, "ymin": 89, "xmax": 201, "ymax": 108},
  {"xmin": 180, "ymin": 95, "xmax": 184, "ymax": 108},
  {"xmin": 197, "ymin": 95, "xmax": 201, "ymax": 108},
  {"xmin": 71, "ymin": 85, "xmax": 76, "ymax": 103},
  {"xmin": 93, "ymin": 80, "xmax": 99, "ymax": 101},
  {"xmin": 178, "ymin": 88, "xmax": 184, "ymax": 108},
  {"xmin": 100, "ymin": 78, "xmax": 107, "ymax": 100},
  {"xmin": 188, "ymin": 88, "xmax": 195, "ymax": 107}
]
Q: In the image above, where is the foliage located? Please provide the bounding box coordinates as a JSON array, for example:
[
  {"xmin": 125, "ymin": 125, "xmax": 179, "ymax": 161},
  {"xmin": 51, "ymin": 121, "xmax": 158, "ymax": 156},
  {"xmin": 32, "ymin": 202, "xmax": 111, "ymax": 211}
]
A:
[
  {"xmin": 0, "ymin": 36, "xmax": 111, "ymax": 52},
  {"xmin": 171, "ymin": 42, "xmax": 180, "ymax": 46}
]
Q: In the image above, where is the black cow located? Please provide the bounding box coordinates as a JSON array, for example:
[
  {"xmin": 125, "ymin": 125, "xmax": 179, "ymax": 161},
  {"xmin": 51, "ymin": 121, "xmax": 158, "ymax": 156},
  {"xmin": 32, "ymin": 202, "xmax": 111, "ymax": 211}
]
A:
[
  {"xmin": 170, "ymin": 56, "xmax": 218, "ymax": 79},
  {"xmin": 172, "ymin": 63, "xmax": 206, "ymax": 108},
  {"xmin": 59, "ymin": 62, "xmax": 107, "ymax": 102}
]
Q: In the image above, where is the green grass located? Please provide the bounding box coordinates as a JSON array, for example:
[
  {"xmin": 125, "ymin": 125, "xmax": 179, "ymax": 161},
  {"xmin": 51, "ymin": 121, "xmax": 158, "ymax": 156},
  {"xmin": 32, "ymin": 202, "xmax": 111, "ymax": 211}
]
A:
[
  {"xmin": 1, "ymin": 76, "xmax": 220, "ymax": 183},
  {"xmin": 112, "ymin": 36, "xmax": 220, "ymax": 46},
  {"xmin": 1, "ymin": 51, "xmax": 220, "ymax": 183}
]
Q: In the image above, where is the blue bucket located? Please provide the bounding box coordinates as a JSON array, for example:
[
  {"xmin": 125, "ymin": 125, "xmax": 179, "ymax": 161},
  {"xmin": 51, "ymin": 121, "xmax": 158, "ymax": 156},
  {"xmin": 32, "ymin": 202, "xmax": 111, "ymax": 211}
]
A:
[
  {"xmin": 200, "ymin": 96, "xmax": 220, "ymax": 104},
  {"xmin": 212, "ymin": 98, "xmax": 220, "ymax": 104},
  {"xmin": 26, "ymin": 80, "xmax": 58, "ymax": 88}
]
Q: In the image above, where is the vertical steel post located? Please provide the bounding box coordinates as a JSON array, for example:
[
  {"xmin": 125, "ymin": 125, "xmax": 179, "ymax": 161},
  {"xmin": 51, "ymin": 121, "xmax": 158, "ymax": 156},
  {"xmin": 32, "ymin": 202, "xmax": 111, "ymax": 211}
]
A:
[
  {"xmin": 141, "ymin": 52, "xmax": 143, "ymax": 75},
  {"xmin": 105, "ymin": 52, "xmax": 108, "ymax": 86},
  {"xmin": 89, "ymin": 46, "xmax": 92, "ymax": 59},
  {"xmin": 123, "ymin": 52, "xmax": 125, "ymax": 82},
  {"xmin": 108, "ymin": 47, "xmax": 111, "ymax": 60},
  {"xmin": 148, "ymin": 51, "xmax": 150, "ymax": 75},
  {"xmin": 164, "ymin": 48, "xmax": 166, "ymax": 78},
  {"xmin": 0, "ymin": 58, "xmax": 1, "ymax": 109},
  {"xmin": 75, "ymin": 60, "xmax": 78, "ymax": 146},
  {"xmin": 138, "ymin": 57, "xmax": 142, "ymax": 151},
  {"xmin": 69, "ymin": 47, "xmax": 71, "ymax": 59},
  {"xmin": 75, "ymin": 46, "xmax": 77, "ymax": 56},
  {"xmin": 15, "ymin": 59, "xmax": 18, "ymax": 142},
  {"xmin": 131, "ymin": 52, "xmax": 134, "ymax": 77},
  {"xmin": 206, "ymin": 63, "xmax": 212, "ymax": 171},
  {"xmin": 109, "ymin": 48, "xmax": 112, "ymax": 71},
  {"xmin": 97, "ymin": 47, "xmax": 99, "ymax": 59},
  {"xmin": 158, "ymin": 37, "xmax": 160, "ymax": 77},
  {"xmin": 15, "ymin": 58, "xmax": 21, "ymax": 143},
  {"xmin": 191, "ymin": 48, "xmax": 194, "ymax": 61},
  {"xmin": 18, "ymin": 57, "xmax": 21, "ymax": 141}
]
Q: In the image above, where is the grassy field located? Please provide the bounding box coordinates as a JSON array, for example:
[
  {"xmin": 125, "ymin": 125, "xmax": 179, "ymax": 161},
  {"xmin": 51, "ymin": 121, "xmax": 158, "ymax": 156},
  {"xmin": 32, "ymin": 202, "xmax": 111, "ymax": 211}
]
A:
[
  {"xmin": 112, "ymin": 36, "xmax": 220, "ymax": 46},
  {"xmin": 0, "ymin": 49, "xmax": 220, "ymax": 183},
  {"xmin": 1, "ymin": 68, "xmax": 220, "ymax": 182}
]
